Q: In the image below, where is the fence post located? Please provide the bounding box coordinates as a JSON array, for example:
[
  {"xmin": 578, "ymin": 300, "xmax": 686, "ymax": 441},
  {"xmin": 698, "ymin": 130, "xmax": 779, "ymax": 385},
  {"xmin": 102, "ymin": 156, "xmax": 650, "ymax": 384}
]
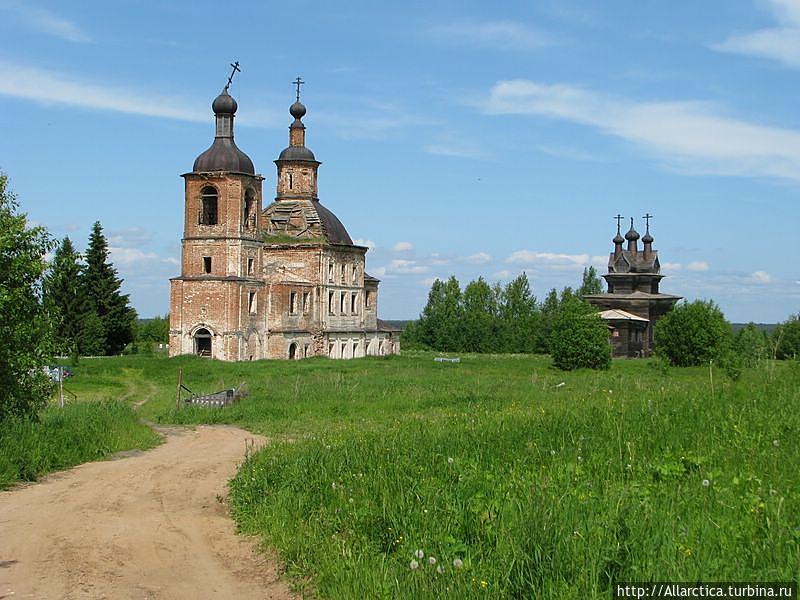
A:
[
  {"xmin": 59, "ymin": 369, "xmax": 64, "ymax": 408},
  {"xmin": 176, "ymin": 368, "xmax": 183, "ymax": 410}
]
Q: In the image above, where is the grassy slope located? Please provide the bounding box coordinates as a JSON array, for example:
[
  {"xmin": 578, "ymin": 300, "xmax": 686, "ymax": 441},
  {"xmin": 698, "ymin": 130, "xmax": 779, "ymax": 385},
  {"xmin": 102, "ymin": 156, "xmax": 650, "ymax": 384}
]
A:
[
  {"xmin": 0, "ymin": 400, "xmax": 160, "ymax": 489},
  {"xmin": 57, "ymin": 353, "xmax": 800, "ymax": 597}
]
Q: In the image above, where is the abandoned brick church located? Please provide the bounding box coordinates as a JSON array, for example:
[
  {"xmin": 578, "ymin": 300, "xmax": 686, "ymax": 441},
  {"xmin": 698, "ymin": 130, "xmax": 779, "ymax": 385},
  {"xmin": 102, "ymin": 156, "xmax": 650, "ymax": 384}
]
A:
[{"xmin": 168, "ymin": 83, "xmax": 400, "ymax": 360}]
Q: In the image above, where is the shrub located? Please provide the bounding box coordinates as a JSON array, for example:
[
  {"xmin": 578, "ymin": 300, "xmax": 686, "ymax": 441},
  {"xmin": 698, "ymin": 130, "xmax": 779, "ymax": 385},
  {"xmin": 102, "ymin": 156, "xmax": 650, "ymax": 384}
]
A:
[
  {"xmin": 654, "ymin": 300, "xmax": 730, "ymax": 367},
  {"xmin": 549, "ymin": 298, "xmax": 611, "ymax": 371},
  {"xmin": 774, "ymin": 314, "xmax": 800, "ymax": 360},
  {"xmin": 734, "ymin": 323, "xmax": 768, "ymax": 367}
]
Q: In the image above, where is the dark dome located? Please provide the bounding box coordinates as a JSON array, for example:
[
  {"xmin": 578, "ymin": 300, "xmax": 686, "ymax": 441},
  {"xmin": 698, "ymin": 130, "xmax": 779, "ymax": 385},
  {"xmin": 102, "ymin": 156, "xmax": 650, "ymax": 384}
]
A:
[
  {"xmin": 289, "ymin": 101, "xmax": 306, "ymax": 120},
  {"xmin": 642, "ymin": 232, "xmax": 654, "ymax": 243},
  {"xmin": 625, "ymin": 223, "xmax": 640, "ymax": 241},
  {"xmin": 613, "ymin": 233, "xmax": 625, "ymax": 244},
  {"xmin": 212, "ymin": 90, "xmax": 237, "ymax": 114},
  {"xmin": 193, "ymin": 138, "xmax": 255, "ymax": 174},
  {"xmin": 315, "ymin": 201, "xmax": 353, "ymax": 245},
  {"xmin": 277, "ymin": 145, "xmax": 317, "ymax": 161}
]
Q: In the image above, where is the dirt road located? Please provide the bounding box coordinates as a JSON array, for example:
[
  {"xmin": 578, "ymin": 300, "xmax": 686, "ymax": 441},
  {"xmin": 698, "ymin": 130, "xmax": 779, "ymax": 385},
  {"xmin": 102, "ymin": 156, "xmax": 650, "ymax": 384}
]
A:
[{"xmin": 0, "ymin": 425, "xmax": 294, "ymax": 599}]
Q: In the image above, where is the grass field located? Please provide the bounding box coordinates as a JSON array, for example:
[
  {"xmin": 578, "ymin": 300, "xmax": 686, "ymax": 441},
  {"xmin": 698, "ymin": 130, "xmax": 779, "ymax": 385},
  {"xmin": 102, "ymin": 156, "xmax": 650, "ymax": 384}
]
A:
[{"xmin": 9, "ymin": 353, "xmax": 800, "ymax": 597}]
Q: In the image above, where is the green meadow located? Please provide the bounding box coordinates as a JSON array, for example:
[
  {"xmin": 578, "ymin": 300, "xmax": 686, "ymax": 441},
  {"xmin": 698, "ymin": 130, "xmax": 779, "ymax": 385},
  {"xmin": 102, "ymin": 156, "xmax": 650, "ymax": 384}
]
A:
[{"xmin": 4, "ymin": 353, "xmax": 799, "ymax": 597}]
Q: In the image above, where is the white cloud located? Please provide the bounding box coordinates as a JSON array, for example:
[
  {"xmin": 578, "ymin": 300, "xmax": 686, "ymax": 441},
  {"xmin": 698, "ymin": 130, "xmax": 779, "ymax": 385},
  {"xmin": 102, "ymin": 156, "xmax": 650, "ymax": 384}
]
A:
[
  {"xmin": 353, "ymin": 238, "xmax": 376, "ymax": 250},
  {"xmin": 386, "ymin": 259, "xmax": 428, "ymax": 274},
  {"xmin": 0, "ymin": 60, "xmax": 207, "ymax": 122},
  {"xmin": 424, "ymin": 133, "xmax": 485, "ymax": 159},
  {"xmin": 712, "ymin": 0, "xmax": 800, "ymax": 68},
  {"xmin": 393, "ymin": 241, "xmax": 414, "ymax": 252},
  {"xmin": 493, "ymin": 269, "xmax": 512, "ymax": 279},
  {"xmin": 467, "ymin": 251, "xmax": 492, "ymax": 265},
  {"xmin": 427, "ymin": 20, "xmax": 553, "ymax": 51},
  {"xmin": 662, "ymin": 262, "xmax": 683, "ymax": 272},
  {"xmin": 750, "ymin": 270, "xmax": 774, "ymax": 283},
  {"xmin": 420, "ymin": 277, "xmax": 438, "ymax": 287},
  {"xmin": 372, "ymin": 266, "xmax": 387, "ymax": 277},
  {"xmin": 505, "ymin": 250, "xmax": 590, "ymax": 269},
  {"xmin": 687, "ymin": 261, "xmax": 710, "ymax": 272},
  {"xmin": 108, "ymin": 227, "xmax": 153, "ymax": 248},
  {"xmin": 0, "ymin": 1, "xmax": 90, "ymax": 43},
  {"xmin": 485, "ymin": 78, "xmax": 800, "ymax": 182}
]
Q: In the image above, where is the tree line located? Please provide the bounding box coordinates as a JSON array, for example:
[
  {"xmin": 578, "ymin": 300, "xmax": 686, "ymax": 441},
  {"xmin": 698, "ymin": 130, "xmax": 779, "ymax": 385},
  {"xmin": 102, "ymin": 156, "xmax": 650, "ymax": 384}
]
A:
[{"xmin": 403, "ymin": 267, "xmax": 604, "ymax": 354}]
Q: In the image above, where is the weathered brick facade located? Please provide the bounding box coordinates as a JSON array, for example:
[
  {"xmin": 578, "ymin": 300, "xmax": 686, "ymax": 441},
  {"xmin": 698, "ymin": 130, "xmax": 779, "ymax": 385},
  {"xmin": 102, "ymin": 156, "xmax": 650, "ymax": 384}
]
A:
[{"xmin": 169, "ymin": 89, "xmax": 399, "ymax": 361}]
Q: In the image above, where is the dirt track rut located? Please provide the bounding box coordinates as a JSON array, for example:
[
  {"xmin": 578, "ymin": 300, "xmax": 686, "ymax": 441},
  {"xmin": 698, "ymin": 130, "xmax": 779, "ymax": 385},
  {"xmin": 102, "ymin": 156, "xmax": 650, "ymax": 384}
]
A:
[{"xmin": 0, "ymin": 425, "xmax": 293, "ymax": 599}]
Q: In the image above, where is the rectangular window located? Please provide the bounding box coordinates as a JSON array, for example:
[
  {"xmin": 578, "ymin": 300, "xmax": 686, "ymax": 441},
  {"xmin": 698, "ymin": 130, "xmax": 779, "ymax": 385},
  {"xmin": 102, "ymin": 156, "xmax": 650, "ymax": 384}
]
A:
[
  {"xmin": 340, "ymin": 291, "xmax": 346, "ymax": 314},
  {"xmin": 203, "ymin": 256, "xmax": 211, "ymax": 274},
  {"xmin": 290, "ymin": 291, "xmax": 298, "ymax": 314},
  {"xmin": 247, "ymin": 258, "xmax": 254, "ymax": 276},
  {"xmin": 328, "ymin": 291, "xmax": 335, "ymax": 315},
  {"xmin": 351, "ymin": 292, "xmax": 357, "ymax": 315},
  {"xmin": 352, "ymin": 264, "xmax": 357, "ymax": 283},
  {"xmin": 328, "ymin": 262, "xmax": 334, "ymax": 282},
  {"xmin": 365, "ymin": 290, "xmax": 373, "ymax": 309},
  {"xmin": 340, "ymin": 264, "xmax": 346, "ymax": 283},
  {"xmin": 248, "ymin": 291, "xmax": 257, "ymax": 314},
  {"xmin": 302, "ymin": 291, "xmax": 311, "ymax": 314}
]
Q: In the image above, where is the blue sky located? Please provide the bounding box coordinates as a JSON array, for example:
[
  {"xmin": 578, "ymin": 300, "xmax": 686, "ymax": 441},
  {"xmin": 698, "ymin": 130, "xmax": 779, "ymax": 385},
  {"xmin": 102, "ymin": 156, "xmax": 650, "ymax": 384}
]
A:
[{"xmin": 1, "ymin": 0, "xmax": 798, "ymax": 322}]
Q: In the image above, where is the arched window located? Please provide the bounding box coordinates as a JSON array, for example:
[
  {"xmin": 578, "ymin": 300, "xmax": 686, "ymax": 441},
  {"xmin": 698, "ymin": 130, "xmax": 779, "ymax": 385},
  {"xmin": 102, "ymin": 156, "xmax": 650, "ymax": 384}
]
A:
[
  {"xmin": 195, "ymin": 328, "xmax": 212, "ymax": 357},
  {"xmin": 244, "ymin": 189, "xmax": 256, "ymax": 229},
  {"xmin": 288, "ymin": 342, "xmax": 297, "ymax": 360},
  {"xmin": 200, "ymin": 186, "xmax": 218, "ymax": 225}
]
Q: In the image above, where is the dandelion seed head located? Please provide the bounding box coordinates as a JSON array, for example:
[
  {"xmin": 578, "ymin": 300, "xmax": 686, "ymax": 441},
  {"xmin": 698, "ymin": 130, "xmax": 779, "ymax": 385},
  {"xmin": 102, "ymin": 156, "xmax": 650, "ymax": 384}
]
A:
[
  {"xmin": 702, "ymin": 479, "xmax": 710, "ymax": 487},
  {"xmin": 428, "ymin": 556, "xmax": 436, "ymax": 565},
  {"xmin": 773, "ymin": 439, "xmax": 780, "ymax": 447},
  {"xmin": 447, "ymin": 457, "xmax": 454, "ymax": 464},
  {"xmin": 414, "ymin": 549, "xmax": 424, "ymax": 559},
  {"xmin": 436, "ymin": 565, "xmax": 445, "ymax": 574},
  {"xmin": 410, "ymin": 560, "xmax": 419, "ymax": 570},
  {"xmin": 453, "ymin": 558, "xmax": 463, "ymax": 569}
]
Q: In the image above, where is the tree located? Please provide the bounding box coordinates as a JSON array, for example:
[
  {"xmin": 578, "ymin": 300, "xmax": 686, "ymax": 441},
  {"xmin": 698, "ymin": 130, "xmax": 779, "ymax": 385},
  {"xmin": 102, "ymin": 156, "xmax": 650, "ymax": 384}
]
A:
[
  {"xmin": 733, "ymin": 323, "xmax": 768, "ymax": 367},
  {"xmin": 497, "ymin": 273, "xmax": 539, "ymax": 353},
  {"xmin": 83, "ymin": 222, "xmax": 136, "ymax": 355},
  {"xmin": 549, "ymin": 297, "xmax": 611, "ymax": 370},
  {"xmin": 0, "ymin": 173, "xmax": 55, "ymax": 420},
  {"xmin": 42, "ymin": 237, "xmax": 90, "ymax": 356},
  {"xmin": 462, "ymin": 277, "xmax": 498, "ymax": 352},
  {"xmin": 774, "ymin": 314, "xmax": 800, "ymax": 360},
  {"xmin": 654, "ymin": 300, "xmax": 731, "ymax": 367},
  {"xmin": 416, "ymin": 276, "xmax": 464, "ymax": 352},
  {"xmin": 578, "ymin": 266, "xmax": 603, "ymax": 296}
]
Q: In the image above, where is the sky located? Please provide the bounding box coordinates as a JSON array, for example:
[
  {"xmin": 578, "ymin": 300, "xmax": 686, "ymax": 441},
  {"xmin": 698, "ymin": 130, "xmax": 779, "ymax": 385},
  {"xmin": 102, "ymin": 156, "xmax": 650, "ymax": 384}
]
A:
[{"xmin": 1, "ymin": 0, "xmax": 798, "ymax": 322}]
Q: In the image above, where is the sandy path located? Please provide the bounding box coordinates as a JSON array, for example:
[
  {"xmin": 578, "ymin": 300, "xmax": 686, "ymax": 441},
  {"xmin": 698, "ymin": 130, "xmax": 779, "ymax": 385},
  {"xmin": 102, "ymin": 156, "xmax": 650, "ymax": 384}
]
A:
[{"xmin": 0, "ymin": 425, "xmax": 294, "ymax": 600}]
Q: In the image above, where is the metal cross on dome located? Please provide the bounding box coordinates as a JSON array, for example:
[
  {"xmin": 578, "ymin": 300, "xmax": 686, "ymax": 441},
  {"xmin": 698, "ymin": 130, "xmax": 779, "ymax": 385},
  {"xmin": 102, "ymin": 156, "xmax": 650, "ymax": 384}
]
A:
[
  {"xmin": 293, "ymin": 76, "xmax": 304, "ymax": 102},
  {"xmin": 642, "ymin": 212, "xmax": 653, "ymax": 231},
  {"xmin": 224, "ymin": 61, "xmax": 241, "ymax": 93},
  {"xmin": 614, "ymin": 214, "xmax": 624, "ymax": 233}
]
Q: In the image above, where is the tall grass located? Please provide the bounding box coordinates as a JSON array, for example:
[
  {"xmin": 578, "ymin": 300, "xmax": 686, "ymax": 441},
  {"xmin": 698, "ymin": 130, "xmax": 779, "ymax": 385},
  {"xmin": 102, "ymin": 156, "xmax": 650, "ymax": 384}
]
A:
[
  {"xmin": 0, "ymin": 400, "xmax": 160, "ymax": 489},
  {"xmin": 43, "ymin": 353, "xmax": 800, "ymax": 596}
]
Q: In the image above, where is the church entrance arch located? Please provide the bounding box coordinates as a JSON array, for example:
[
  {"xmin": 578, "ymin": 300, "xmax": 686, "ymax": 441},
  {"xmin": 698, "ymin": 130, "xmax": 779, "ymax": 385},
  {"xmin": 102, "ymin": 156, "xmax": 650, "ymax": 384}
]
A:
[
  {"xmin": 194, "ymin": 328, "xmax": 212, "ymax": 357},
  {"xmin": 288, "ymin": 342, "xmax": 297, "ymax": 360}
]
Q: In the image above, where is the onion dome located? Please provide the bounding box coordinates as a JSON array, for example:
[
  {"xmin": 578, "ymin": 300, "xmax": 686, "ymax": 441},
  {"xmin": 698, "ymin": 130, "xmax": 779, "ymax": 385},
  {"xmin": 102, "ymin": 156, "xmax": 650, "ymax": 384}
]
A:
[
  {"xmin": 613, "ymin": 232, "xmax": 625, "ymax": 245},
  {"xmin": 192, "ymin": 89, "xmax": 255, "ymax": 175},
  {"xmin": 625, "ymin": 218, "xmax": 640, "ymax": 241},
  {"xmin": 212, "ymin": 89, "xmax": 238, "ymax": 114},
  {"xmin": 277, "ymin": 98, "xmax": 317, "ymax": 162},
  {"xmin": 642, "ymin": 230, "xmax": 654, "ymax": 244}
]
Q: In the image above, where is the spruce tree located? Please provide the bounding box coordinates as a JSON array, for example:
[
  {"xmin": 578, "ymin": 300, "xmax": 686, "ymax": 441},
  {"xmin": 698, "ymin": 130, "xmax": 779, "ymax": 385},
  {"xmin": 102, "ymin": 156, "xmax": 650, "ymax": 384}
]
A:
[
  {"xmin": 83, "ymin": 221, "xmax": 136, "ymax": 355},
  {"xmin": 42, "ymin": 237, "xmax": 89, "ymax": 356}
]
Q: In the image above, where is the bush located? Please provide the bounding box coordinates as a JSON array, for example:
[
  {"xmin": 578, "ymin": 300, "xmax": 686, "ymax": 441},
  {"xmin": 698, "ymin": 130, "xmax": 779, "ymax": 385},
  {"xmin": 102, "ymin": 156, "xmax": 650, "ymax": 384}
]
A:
[
  {"xmin": 549, "ymin": 298, "xmax": 611, "ymax": 371},
  {"xmin": 774, "ymin": 314, "xmax": 800, "ymax": 360},
  {"xmin": 654, "ymin": 300, "xmax": 731, "ymax": 367},
  {"xmin": 734, "ymin": 323, "xmax": 768, "ymax": 367}
]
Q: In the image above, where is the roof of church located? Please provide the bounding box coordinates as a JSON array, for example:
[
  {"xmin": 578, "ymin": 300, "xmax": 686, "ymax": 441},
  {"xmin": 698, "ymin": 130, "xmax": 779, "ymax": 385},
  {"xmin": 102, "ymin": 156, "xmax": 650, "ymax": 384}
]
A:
[
  {"xmin": 263, "ymin": 198, "xmax": 354, "ymax": 246},
  {"xmin": 597, "ymin": 309, "xmax": 649, "ymax": 322},
  {"xmin": 608, "ymin": 249, "xmax": 660, "ymax": 274},
  {"xmin": 584, "ymin": 290, "xmax": 682, "ymax": 300},
  {"xmin": 193, "ymin": 89, "xmax": 255, "ymax": 175}
]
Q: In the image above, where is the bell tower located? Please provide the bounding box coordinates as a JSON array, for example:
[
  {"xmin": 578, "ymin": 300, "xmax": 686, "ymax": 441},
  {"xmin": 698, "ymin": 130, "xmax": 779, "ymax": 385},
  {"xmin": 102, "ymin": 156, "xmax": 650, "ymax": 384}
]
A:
[
  {"xmin": 169, "ymin": 63, "xmax": 265, "ymax": 360},
  {"xmin": 275, "ymin": 77, "xmax": 320, "ymax": 201}
]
